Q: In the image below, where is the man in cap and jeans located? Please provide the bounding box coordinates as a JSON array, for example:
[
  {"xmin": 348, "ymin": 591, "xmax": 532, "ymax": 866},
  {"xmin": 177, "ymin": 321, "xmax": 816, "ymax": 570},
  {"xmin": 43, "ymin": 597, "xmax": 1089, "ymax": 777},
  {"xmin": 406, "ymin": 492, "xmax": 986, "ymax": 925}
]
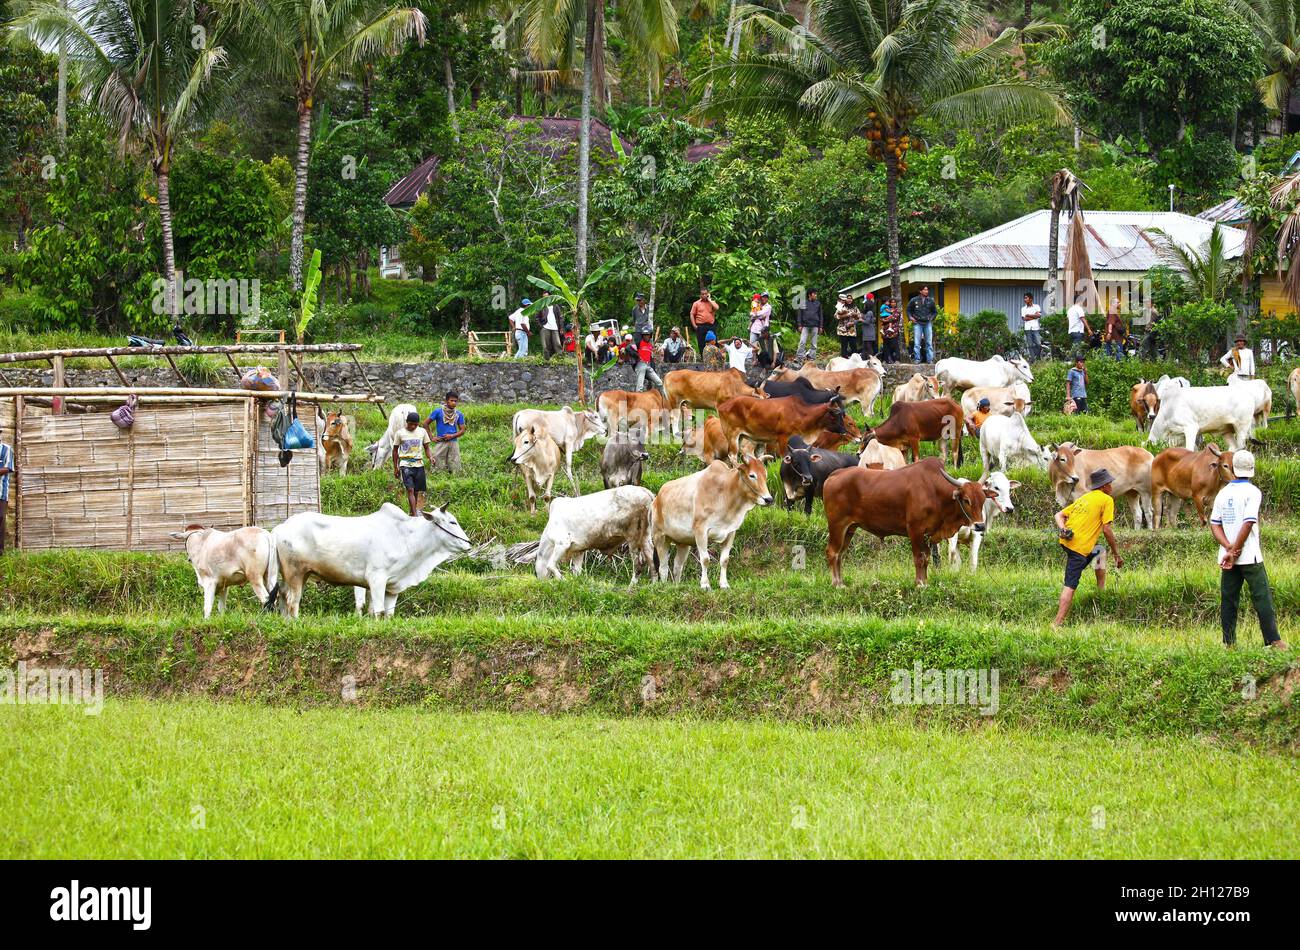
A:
[
  {"xmin": 1210, "ymin": 450, "xmax": 1287, "ymax": 649},
  {"xmin": 1052, "ymin": 468, "xmax": 1124, "ymax": 627}
]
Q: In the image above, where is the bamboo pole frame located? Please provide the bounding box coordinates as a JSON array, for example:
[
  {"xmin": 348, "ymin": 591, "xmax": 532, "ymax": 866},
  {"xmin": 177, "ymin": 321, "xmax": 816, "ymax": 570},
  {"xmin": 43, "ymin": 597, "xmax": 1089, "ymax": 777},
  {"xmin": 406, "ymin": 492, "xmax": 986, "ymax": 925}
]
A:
[
  {"xmin": 0, "ymin": 343, "xmax": 363, "ymax": 364},
  {"xmin": 0, "ymin": 386, "xmax": 382, "ymax": 402}
]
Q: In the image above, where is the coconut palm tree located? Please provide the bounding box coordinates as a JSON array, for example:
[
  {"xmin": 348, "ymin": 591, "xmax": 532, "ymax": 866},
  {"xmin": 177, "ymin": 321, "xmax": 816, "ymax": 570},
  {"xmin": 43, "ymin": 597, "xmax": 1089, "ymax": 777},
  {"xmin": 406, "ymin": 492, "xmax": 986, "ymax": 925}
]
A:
[
  {"xmin": 525, "ymin": 0, "xmax": 677, "ymax": 278},
  {"xmin": 1226, "ymin": 0, "xmax": 1300, "ymax": 115},
  {"xmin": 1047, "ymin": 168, "xmax": 1082, "ymax": 310},
  {"xmin": 10, "ymin": 0, "xmax": 229, "ymax": 302},
  {"xmin": 1149, "ymin": 222, "xmax": 1240, "ymax": 305},
  {"xmin": 229, "ymin": 0, "xmax": 427, "ymax": 290},
  {"xmin": 701, "ymin": 0, "xmax": 1065, "ymax": 304}
]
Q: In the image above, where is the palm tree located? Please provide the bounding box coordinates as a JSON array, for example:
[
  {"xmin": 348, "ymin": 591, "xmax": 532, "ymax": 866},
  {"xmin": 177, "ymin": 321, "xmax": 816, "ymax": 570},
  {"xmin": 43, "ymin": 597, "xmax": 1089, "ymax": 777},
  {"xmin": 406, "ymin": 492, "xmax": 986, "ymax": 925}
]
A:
[
  {"xmin": 1047, "ymin": 168, "xmax": 1082, "ymax": 310},
  {"xmin": 1227, "ymin": 0, "xmax": 1300, "ymax": 116},
  {"xmin": 1149, "ymin": 223, "xmax": 1240, "ymax": 305},
  {"xmin": 229, "ymin": 0, "xmax": 427, "ymax": 290},
  {"xmin": 525, "ymin": 0, "xmax": 677, "ymax": 278},
  {"xmin": 702, "ymin": 0, "xmax": 1065, "ymax": 304},
  {"xmin": 10, "ymin": 0, "xmax": 229, "ymax": 302}
]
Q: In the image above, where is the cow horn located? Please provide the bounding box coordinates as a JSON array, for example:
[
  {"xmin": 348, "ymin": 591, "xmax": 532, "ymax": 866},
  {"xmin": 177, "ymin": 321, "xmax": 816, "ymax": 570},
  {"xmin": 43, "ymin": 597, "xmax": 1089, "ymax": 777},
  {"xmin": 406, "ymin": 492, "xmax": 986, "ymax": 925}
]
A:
[
  {"xmin": 1208, "ymin": 444, "xmax": 1221, "ymax": 457},
  {"xmin": 940, "ymin": 469, "xmax": 963, "ymax": 487}
]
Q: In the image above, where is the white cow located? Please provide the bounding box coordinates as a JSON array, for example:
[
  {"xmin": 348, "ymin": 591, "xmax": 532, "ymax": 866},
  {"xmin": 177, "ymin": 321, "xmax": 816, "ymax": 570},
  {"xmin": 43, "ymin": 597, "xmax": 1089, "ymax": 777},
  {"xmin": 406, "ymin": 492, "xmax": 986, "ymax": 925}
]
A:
[
  {"xmin": 511, "ymin": 423, "xmax": 562, "ymax": 513},
  {"xmin": 826, "ymin": 353, "xmax": 886, "ymax": 374},
  {"xmin": 512, "ymin": 406, "xmax": 606, "ymax": 493},
  {"xmin": 947, "ymin": 471, "xmax": 1018, "ymax": 572},
  {"xmin": 1290, "ymin": 367, "xmax": 1300, "ymax": 418},
  {"xmin": 367, "ymin": 403, "xmax": 419, "ymax": 469},
  {"xmin": 1154, "ymin": 374, "xmax": 1191, "ymax": 402},
  {"xmin": 1148, "ymin": 385, "xmax": 1256, "ymax": 451},
  {"xmin": 934, "ymin": 354, "xmax": 1033, "ymax": 394},
  {"xmin": 1226, "ymin": 375, "xmax": 1272, "ymax": 430},
  {"xmin": 978, "ymin": 413, "xmax": 1049, "ymax": 475},
  {"xmin": 535, "ymin": 486, "xmax": 655, "ymax": 582},
  {"xmin": 858, "ymin": 438, "xmax": 907, "ymax": 470},
  {"xmin": 170, "ymin": 525, "xmax": 279, "ymax": 618},
  {"xmin": 961, "ymin": 383, "xmax": 1032, "ymax": 419},
  {"xmin": 271, "ymin": 503, "xmax": 471, "ymax": 618}
]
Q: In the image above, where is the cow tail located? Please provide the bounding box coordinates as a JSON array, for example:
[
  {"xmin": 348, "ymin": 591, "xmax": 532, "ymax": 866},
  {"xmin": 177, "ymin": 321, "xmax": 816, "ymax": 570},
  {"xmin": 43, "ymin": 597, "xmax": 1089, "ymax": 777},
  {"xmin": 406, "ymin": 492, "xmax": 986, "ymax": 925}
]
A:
[
  {"xmin": 263, "ymin": 535, "xmax": 280, "ymax": 612},
  {"xmin": 956, "ymin": 428, "xmax": 964, "ymax": 468}
]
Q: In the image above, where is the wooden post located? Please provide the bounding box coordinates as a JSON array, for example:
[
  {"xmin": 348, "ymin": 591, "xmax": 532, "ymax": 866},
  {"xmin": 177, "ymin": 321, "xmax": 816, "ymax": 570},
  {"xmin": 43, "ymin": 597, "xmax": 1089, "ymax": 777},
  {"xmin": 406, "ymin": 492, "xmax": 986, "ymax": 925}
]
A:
[
  {"xmin": 345, "ymin": 351, "xmax": 388, "ymax": 421},
  {"xmin": 104, "ymin": 353, "xmax": 129, "ymax": 386},
  {"xmin": 278, "ymin": 346, "xmax": 290, "ymax": 392},
  {"xmin": 51, "ymin": 355, "xmax": 64, "ymax": 414},
  {"xmin": 163, "ymin": 353, "xmax": 190, "ymax": 386},
  {"xmin": 242, "ymin": 397, "xmax": 254, "ymax": 526},
  {"xmin": 12, "ymin": 395, "xmax": 21, "ymax": 550},
  {"xmin": 124, "ymin": 427, "xmax": 135, "ymax": 550}
]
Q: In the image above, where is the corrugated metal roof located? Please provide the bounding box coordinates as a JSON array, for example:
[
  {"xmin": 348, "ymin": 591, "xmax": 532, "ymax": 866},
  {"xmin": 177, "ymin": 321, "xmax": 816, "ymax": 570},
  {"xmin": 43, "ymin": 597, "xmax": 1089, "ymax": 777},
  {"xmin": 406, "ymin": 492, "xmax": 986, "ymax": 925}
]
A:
[
  {"xmin": 840, "ymin": 210, "xmax": 1246, "ymax": 296},
  {"xmin": 1198, "ymin": 197, "xmax": 1247, "ymax": 225}
]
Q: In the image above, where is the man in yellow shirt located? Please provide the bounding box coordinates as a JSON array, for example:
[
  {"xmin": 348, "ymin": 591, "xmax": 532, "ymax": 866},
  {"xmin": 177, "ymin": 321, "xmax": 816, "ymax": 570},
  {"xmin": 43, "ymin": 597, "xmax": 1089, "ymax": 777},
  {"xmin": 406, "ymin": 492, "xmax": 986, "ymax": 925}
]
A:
[{"xmin": 1051, "ymin": 468, "xmax": 1125, "ymax": 626}]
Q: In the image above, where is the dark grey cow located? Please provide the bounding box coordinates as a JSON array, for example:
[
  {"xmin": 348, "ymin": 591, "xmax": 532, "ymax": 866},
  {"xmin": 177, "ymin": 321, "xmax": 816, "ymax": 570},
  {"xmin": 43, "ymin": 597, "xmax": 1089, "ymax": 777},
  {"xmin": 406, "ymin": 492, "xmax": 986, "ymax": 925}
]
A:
[
  {"xmin": 760, "ymin": 375, "xmax": 840, "ymax": 404},
  {"xmin": 779, "ymin": 435, "xmax": 860, "ymax": 514},
  {"xmin": 601, "ymin": 426, "xmax": 651, "ymax": 489}
]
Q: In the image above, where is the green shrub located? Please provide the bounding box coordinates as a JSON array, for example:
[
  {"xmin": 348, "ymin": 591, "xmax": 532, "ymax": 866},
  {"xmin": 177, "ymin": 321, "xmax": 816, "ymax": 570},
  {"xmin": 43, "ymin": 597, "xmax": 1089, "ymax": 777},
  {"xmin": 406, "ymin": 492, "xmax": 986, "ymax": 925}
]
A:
[
  {"xmin": 1162, "ymin": 300, "xmax": 1235, "ymax": 362},
  {"xmin": 1029, "ymin": 358, "xmax": 1219, "ymax": 418},
  {"xmin": 958, "ymin": 309, "xmax": 1017, "ymax": 359}
]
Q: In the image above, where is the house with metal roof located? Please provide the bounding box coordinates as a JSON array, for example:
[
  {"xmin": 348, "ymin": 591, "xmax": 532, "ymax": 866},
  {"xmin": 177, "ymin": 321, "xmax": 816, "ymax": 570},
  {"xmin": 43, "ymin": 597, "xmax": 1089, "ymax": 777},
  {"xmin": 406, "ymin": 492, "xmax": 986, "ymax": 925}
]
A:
[{"xmin": 839, "ymin": 210, "xmax": 1250, "ymax": 331}]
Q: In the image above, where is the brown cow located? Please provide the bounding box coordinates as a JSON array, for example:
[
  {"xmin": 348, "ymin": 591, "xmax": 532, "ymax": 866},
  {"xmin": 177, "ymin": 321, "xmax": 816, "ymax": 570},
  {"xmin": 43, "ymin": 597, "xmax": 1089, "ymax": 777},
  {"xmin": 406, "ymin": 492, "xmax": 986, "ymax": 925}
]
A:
[
  {"xmin": 771, "ymin": 365, "xmax": 882, "ymax": 414},
  {"xmin": 861, "ymin": 397, "xmax": 965, "ymax": 465},
  {"xmin": 679, "ymin": 415, "xmax": 729, "ymax": 464},
  {"xmin": 321, "ymin": 411, "xmax": 355, "ymax": 475},
  {"xmin": 892, "ymin": 373, "xmax": 939, "ymax": 405},
  {"xmin": 1130, "ymin": 380, "xmax": 1159, "ymax": 433},
  {"xmin": 1151, "ymin": 444, "xmax": 1233, "ymax": 529},
  {"xmin": 597, "ymin": 388, "xmax": 670, "ymax": 437},
  {"xmin": 717, "ymin": 394, "xmax": 849, "ymax": 460},
  {"xmin": 664, "ymin": 368, "xmax": 763, "ymax": 434},
  {"xmin": 811, "ymin": 415, "xmax": 862, "ymax": 450},
  {"xmin": 823, "ymin": 458, "xmax": 993, "ymax": 586},
  {"xmin": 1046, "ymin": 442, "xmax": 1154, "ymax": 528}
]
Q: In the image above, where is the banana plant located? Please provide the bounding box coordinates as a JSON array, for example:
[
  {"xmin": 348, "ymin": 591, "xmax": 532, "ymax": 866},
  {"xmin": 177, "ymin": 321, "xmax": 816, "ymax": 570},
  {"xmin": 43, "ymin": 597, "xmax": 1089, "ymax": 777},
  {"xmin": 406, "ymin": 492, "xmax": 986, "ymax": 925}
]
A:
[
  {"xmin": 297, "ymin": 248, "xmax": 323, "ymax": 343},
  {"xmin": 525, "ymin": 255, "xmax": 623, "ymax": 404}
]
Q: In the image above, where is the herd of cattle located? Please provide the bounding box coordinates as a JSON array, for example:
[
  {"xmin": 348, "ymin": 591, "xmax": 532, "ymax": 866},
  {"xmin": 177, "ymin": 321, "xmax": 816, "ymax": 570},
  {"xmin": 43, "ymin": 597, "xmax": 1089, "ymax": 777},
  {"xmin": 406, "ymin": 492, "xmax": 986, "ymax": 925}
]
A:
[{"xmin": 171, "ymin": 358, "xmax": 1300, "ymax": 616}]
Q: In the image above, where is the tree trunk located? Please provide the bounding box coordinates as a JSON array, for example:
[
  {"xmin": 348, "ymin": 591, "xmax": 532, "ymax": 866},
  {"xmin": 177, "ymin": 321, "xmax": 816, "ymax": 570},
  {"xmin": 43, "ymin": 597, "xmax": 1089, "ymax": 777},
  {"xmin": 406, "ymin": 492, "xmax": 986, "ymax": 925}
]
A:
[
  {"xmin": 362, "ymin": 65, "xmax": 373, "ymax": 118},
  {"xmin": 575, "ymin": 303, "xmax": 587, "ymax": 405},
  {"xmin": 885, "ymin": 154, "xmax": 901, "ymax": 306},
  {"xmin": 577, "ymin": 0, "xmax": 596, "ymax": 280},
  {"xmin": 157, "ymin": 165, "xmax": 178, "ymax": 316},
  {"xmin": 1047, "ymin": 206, "xmax": 1060, "ymax": 311},
  {"xmin": 57, "ymin": 19, "xmax": 66, "ymax": 142},
  {"xmin": 1022, "ymin": 0, "xmax": 1032, "ymax": 24},
  {"xmin": 289, "ymin": 100, "xmax": 313, "ymax": 291},
  {"xmin": 445, "ymin": 56, "xmax": 459, "ymax": 142},
  {"xmin": 591, "ymin": 0, "xmax": 608, "ymax": 108},
  {"xmin": 648, "ymin": 237, "xmax": 661, "ymax": 321}
]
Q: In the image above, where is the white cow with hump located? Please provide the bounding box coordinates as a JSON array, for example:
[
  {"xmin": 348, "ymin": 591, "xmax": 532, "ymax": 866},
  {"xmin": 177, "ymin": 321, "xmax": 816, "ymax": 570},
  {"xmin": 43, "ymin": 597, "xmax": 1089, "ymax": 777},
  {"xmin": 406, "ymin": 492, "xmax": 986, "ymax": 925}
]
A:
[
  {"xmin": 1147, "ymin": 384, "xmax": 1256, "ymax": 451},
  {"xmin": 270, "ymin": 503, "xmax": 472, "ymax": 618},
  {"xmin": 512, "ymin": 406, "xmax": 606, "ymax": 493},
  {"xmin": 978, "ymin": 412, "xmax": 1049, "ymax": 475},
  {"xmin": 934, "ymin": 354, "xmax": 1033, "ymax": 394},
  {"xmin": 535, "ymin": 486, "xmax": 655, "ymax": 582},
  {"xmin": 366, "ymin": 403, "xmax": 419, "ymax": 469}
]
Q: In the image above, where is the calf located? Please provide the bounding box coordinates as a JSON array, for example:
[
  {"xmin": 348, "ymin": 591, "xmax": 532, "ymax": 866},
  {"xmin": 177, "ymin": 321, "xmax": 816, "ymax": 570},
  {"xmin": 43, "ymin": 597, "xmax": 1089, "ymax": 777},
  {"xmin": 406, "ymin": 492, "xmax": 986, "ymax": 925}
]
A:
[
  {"xmin": 535, "ymin": 486, "xmax": 656, "ymax": 582},
  {"xmin": 601, "ymin": 426, "xmax": 651, "ymax": 489},
  {"xmin": 321, "ymin": 411, "xmax": 355, "ymax": 475},
  {"xmin": 597, "ymin": 388, "xmax": 670, "ymax": 438},
  {"xmin": 510, "ymin": 423, "xmax": 562, "ymax": 513},
  {"xmin": 823, "ymin": 458, "xmax": 992, "ymax": 586},
  {"xmin": 169, "ymin": 524, "xmax": 279, "ymax": 618},
  {"xmin": 1130, "ymin": 380, "xmax": 1160, "ymax": 433},
  {"xmin": 978, "ymin": 412, "xmax": 1048, "ymax": 475},
  {"xmin": 717, "ymin": 393, "xmax": 849, "ymax": 459},
  {"xmin": 513, "ymin": 406, "xmax": 606, "ymax": 493},
  {"xmin": 664, "ymin": 368, "xmax": 763, "ymax": 434},
  {"xmin": 680, "ymin": 415, "xmax": 730, "ymax": 464},
  {"xmin": 947, "ymin": 471, "xmax": 1018, "ymax": 572},
  {"xmin": 1150, "ymin": 444, "xmax": 1234, "ymax": 529},
  {"xmin": 892, "ymin": 373, "xmax": 938, "ymax": 404},
  {"xmin": 858, "ymin": 438, "xmax": 907, "ymax": 471},
  {"xmin": 1047, "ymin": 441, "xmax": 1154, "ymax": 528},
  {"xmin": 779, "ymin": 435, "xmax": 860, "ymax": 514},
  {"xmin": 861, "ymin": 397, "xmax": 965, "ymax": 465},
  {"xmin": 651, "ymin": 454, "xmax": 774, "ymax": 589}
]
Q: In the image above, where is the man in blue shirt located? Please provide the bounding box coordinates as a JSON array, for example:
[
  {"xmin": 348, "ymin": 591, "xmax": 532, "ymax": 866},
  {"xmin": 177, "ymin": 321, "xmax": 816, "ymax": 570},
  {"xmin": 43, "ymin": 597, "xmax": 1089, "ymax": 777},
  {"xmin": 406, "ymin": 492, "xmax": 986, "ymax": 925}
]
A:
[
  {"xmin": 0, "ymin": 423, "xmax": 12, "ymax": 555},
  {"xmin": 427, "ymin": 391, "xmax": 467, "ymax": 474},
  {"xmin": 1066, "ymin": 356, "xmax": 1088, "ymax": 413}
]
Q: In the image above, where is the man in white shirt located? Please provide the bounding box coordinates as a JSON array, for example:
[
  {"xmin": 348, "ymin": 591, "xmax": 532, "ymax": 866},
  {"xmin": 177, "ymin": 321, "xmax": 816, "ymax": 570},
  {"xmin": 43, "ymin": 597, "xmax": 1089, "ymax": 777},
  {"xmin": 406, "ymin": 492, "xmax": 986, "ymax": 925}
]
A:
[
  {"xmin": 1219, "ymin": 332, "xmax": 1256, "ymax": 380},
  {"xmin": 726, "ymin": 338, "xmax": 752, "ymax": 372},
  {"xmin": 539, "ymin": 302, "xmax": 563, "ymax": 359},
  {"xmin": 1020, "ymin": 292, "xmax": 1042, "ymax": 360},
  {"xmin": 1210, "ymin": 451, "xmax": 1286, "ymax": 649},
  {"xmin": 509, "ymin": 300, "xmax": 531, "ymax": 358},
  {"xmin": 1066, "ymin": 301, "xmax": 1091, "ymax": 353}
]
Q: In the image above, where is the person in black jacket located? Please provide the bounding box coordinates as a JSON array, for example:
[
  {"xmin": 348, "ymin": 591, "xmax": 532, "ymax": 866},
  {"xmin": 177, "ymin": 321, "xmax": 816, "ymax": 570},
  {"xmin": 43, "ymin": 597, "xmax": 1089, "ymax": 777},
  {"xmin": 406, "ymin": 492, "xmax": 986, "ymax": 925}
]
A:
[
  {"xmin": 907, "ymin": 286, "xmax": 938, "ymax": 363},
  {"xmin": 795, "ymin": 288, "xmax": 823, "ymax": 360}
]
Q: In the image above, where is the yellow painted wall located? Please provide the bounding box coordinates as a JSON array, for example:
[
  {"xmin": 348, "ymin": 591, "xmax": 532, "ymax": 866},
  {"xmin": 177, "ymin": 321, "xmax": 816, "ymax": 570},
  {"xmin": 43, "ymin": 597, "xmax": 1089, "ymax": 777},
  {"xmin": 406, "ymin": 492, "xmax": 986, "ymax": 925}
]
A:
[{"xmin": 1259, "ymin": 278, "xmax": 1297, "ymax": 318}]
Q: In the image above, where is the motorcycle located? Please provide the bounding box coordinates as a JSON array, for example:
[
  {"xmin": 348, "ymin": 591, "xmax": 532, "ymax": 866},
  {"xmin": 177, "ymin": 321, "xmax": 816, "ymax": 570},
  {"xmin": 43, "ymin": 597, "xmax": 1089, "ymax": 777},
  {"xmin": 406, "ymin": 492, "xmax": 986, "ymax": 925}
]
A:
[{"xmin": 127, "ymin": 324, "xmax": 195, "ymax": 349}]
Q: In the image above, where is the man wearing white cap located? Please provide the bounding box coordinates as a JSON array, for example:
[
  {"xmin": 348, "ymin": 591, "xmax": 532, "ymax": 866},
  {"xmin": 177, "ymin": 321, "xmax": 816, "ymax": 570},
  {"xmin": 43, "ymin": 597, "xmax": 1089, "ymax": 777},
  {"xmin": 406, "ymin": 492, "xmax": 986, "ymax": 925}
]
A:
[{"xmin": 1210, "ymin": 450, "xmax": 1287, "ymax": 649}]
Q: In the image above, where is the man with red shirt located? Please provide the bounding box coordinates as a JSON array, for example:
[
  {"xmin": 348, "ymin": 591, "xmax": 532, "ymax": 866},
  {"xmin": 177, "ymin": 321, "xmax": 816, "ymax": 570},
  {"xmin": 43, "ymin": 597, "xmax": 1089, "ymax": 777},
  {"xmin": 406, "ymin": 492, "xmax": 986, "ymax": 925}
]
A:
[{"xmin": 633, "ymin": 331, "xmax": 665, "ymax": 394}]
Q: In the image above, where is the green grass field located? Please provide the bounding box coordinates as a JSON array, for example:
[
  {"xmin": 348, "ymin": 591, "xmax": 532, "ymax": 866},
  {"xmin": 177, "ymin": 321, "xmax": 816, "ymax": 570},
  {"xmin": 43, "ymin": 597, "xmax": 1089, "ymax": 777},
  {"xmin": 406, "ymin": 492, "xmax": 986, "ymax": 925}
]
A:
[
  {"xmin": 3, "ymin": 389, "xmax": 1298, "ymax": 858},
  {"xmin": 3, "ymin": 700, "xmax": 1296, "ymax": 859}
]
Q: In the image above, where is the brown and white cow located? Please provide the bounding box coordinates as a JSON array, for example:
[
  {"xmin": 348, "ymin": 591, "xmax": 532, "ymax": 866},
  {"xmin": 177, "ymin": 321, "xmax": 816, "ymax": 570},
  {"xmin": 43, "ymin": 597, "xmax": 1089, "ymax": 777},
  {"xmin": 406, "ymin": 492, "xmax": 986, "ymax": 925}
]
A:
[
  {"xmin": 892, "ymin": 373, "xmax": 939, "ymax": 405},
  {"xmin": 510, "ymin": 424, "xmax": 562, "ymax": 513},
  {"xmin": 321, "ymin": 411, "xmax": 356, "ymax": 475},
  {"xmin": 823, "ymin": 458, "xmax": 993, "ymax": 586},
  {"xmin": 664, "ymin": 368, "xmax": 763, "ymax": 434},
  {"xmin": 1150, "ymin": 444, "xmax": 1234, "ymax": 529},
  {"xmin": 861, "ymin": 397, "xmax": 965, "ymax": 465},
  {"xmin": 512, "ymin": 406, "xmax": 606, "ymax": 494},
  {"xmin": 650, "ymin": 454, "xmax": 774, "ymax": 589},
  {"xmin": 772, "ymin": 364, "xmax": 883, "ymax": 415},
  {"xmin": 1046, "ymin": 441, "xmax": 1155, "ymax": 528},
  {"xmin": 717, "ymin": 393, "xmax": 849, "ymax": 460},
  {"xmin": 596, "ymin": 388, "xmax": 670, "ymax": 438},
  {"xmin": 961, "ymin": 383, "xmax": 1032, "ymax": 419},
  {"xmin": 1130, "ymin": 380, "xmax": 1160, "ymax": 433},
  {"xmin": 858, "ymin": 438, "xmax": 907, "ymax": 471},
  {"xmin": 169, "ymin": 524, "xmax": 279, "ymax": 618}
]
